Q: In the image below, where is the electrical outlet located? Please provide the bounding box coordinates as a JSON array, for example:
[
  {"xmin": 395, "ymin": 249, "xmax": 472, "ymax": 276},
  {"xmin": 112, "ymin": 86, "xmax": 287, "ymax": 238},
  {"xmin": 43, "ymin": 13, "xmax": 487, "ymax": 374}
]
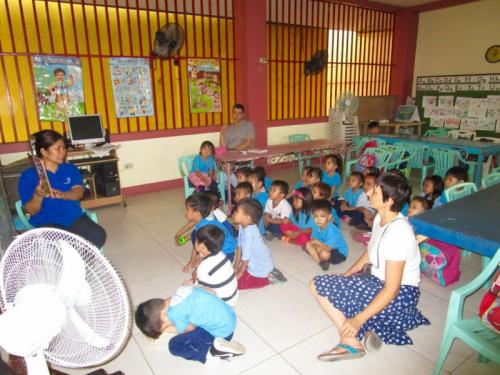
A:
[{"xmin": 124, "ymin": 162, "xmax": 133, "ymax": 169}]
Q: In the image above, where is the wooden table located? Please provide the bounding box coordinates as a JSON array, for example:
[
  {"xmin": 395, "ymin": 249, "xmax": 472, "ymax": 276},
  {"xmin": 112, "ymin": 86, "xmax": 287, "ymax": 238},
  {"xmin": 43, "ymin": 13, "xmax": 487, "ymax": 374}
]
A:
[
  {"xmin": 410, "ymin": 184, "xmax": 500, "ymax": 261},
  {"xmin": 363, "ymin": 121, "xmax": 424, "ymax": 136},
  {"xmin": 378, "ymin": 134, "xmax": 500, "ymax": 186},
  {"xmin": 216, "ymin": 139, "xmax": 351, "ymax": 210}
]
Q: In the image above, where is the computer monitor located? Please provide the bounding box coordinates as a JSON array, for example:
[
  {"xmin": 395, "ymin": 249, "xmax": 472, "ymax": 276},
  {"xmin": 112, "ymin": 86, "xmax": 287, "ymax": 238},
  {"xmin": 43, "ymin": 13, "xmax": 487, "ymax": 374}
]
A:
[{"xmin": 67, "ymin": 114, "xmax": 105, "ymax": 148}]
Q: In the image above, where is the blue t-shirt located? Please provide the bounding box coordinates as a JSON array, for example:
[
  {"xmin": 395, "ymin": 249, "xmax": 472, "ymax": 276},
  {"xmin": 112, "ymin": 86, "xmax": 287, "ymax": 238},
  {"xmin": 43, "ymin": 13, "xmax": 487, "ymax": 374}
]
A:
[
  {"xmin": 311, "ymin": 222, "xmax": 348, "ymax": 256},
  {"xmin": 293, "ymin": 180, "xmax": 303, "ymax": 190},
  {"xmin": 401, "ymin": 202, "xmax": 409, "ymax": 216},
  {"xmin": 253, "ymin": 190, "xmax": 269, "ymax": 209},
  {"xmin": 343, "ymin": 187, "xmax": 363, "ymax": 207},
  {"xmin": 238, "ymin": 224, "xmax": 274, "ymax": 278},
  {"xmin": 196, "ymin": 215, "xmax": 236, "ymax": 255},
  {"xmin": 433, "ymin": 192, "xmax": 448, "ymax": 208},
  {"xmin": 264, "ymin": 176, "xmax": 272, "ymax": 191},
  {"xmin": 18, "ymin": 163, "xmax": 84, "ymax": 228},
  {"xmin": 290, "ymin": 211, "xmax": 314, "ymax": 229},
  {"xmin": 331, "ymin": 207, "xmax": 340, "ymax": 226},
  {"xmin": 191, "ymin": 155, "xmax": 216, "ymax": 174},
  {"xmin": 168, "ymin": 286, "xmax": 236, "ymax": 338},
  {"xmin": 322, "ymin": 171, "xmax": 341, "ymax": 198}
]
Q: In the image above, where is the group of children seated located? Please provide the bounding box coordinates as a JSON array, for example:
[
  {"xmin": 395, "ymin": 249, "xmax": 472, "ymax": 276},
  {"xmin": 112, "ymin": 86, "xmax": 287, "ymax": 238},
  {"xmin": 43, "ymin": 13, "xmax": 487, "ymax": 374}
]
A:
[{"xmin": 134, "ymin": 137, "xmax": 472, "ymax": 365}]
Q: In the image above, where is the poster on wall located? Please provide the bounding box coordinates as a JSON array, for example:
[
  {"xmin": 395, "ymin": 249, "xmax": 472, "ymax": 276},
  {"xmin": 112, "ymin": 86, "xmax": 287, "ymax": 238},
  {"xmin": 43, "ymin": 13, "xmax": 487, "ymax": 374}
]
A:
[
  {"xmin": 109, "ymin": 58, "xmax": 154, "ymax": 118},
  {"xmin": 188, "ymin": 59, "xmax": 222, "ymax": 113},
  {"xmin": 32, "ymin": 55, "xmax": 85, "ymax": 122}
]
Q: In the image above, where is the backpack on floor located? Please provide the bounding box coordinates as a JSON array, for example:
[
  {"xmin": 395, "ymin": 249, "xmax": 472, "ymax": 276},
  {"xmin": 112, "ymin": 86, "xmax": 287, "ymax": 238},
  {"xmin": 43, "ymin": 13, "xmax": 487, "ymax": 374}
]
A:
[
  {"xmin": 479, "ymin": 271, "xmax": 500, "ymax": 334},
  {"xmin": 419, "ymin": 239, "xmax": 461, "ymax": 286}
]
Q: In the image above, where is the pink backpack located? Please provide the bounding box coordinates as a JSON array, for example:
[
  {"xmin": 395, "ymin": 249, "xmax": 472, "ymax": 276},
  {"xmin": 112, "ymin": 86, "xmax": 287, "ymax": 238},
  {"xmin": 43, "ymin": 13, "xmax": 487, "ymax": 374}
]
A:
[{"xmin": 420, "ymin": 239, "xmax": 461, "ymax": 286}]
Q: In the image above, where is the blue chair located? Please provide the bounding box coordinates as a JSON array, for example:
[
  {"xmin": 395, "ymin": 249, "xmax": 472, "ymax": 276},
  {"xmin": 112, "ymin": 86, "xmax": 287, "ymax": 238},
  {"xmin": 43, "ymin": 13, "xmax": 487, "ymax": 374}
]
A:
[
  {"xmin": 444, "ymin": 182, "xmax": 478, "ymax": 202},
  {"xmin": 433, "ymin": 249, "xmax": 500, "ymax": 375},
  {"xmin": 482, "ymin": 172, "xmax": 500, "ymax": 189}
]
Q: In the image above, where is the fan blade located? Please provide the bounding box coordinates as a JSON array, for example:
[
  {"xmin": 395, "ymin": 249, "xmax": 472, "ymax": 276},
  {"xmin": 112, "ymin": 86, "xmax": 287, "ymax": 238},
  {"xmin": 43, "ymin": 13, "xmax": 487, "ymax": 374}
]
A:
[
  {"xmin": 67, "ymin": 307, "xmax": 109, "ymax": 348},
  {"xmin": 57, "ymin": 240, "xmax": 87, "ymax": 306}
]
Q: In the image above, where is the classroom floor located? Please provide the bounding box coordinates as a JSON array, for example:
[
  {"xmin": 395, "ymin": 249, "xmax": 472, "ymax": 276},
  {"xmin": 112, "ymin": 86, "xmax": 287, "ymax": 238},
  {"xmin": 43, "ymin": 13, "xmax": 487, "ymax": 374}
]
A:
[{"xmin": 63, "ymin": 169, "xmax": 498, "ymax": 375}]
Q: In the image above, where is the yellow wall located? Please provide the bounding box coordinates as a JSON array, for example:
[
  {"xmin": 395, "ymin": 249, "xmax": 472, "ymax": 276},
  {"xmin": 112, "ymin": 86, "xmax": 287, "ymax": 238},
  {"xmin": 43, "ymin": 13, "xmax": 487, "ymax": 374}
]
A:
[{"xmin": 413, "ymin": 0, "xmax": 500, "ymax": 94}]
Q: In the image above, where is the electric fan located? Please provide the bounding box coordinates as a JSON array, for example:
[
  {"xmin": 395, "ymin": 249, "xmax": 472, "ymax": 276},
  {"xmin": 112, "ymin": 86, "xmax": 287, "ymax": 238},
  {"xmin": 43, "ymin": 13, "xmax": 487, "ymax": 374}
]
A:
[
  {"xmin": 153, "ymin": 23, "xmax": 185, "ymax": 63},
  {"xmin": 328, "ymin": 92, "xmax": 360, "ymax": 141},
  {"xmin": 0, "ymin": 228, "xmax": 131, "ymax": 374}
]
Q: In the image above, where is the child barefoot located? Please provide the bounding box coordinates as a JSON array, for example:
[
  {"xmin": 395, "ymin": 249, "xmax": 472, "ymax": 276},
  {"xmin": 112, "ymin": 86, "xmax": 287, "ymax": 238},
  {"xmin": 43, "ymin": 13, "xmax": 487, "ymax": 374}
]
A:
[{"xmin": 280, "ymin": 187, "xmax": 314, "ymax": 246}]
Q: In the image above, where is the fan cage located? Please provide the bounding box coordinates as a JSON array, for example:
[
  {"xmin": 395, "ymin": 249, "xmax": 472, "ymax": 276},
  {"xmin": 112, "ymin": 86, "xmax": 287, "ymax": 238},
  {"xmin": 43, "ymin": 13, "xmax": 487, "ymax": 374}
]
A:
[{"xmin": 0, "ymin": 229, "xmax": 131, "ymax": 368}]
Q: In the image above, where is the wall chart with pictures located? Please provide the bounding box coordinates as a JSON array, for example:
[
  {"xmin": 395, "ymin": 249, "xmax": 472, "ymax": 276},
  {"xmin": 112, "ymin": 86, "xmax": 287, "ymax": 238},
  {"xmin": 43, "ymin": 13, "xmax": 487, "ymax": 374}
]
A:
[{"xmin": 416, "ymin": 73, "xmax": 500, "ymax": 136}]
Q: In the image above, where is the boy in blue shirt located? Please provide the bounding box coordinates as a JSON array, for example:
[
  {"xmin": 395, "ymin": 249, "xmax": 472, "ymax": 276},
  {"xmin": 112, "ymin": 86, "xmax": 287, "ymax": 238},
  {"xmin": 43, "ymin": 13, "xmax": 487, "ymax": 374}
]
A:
[
  {"xmin": 135, "ymin": 286, "xmax": 245, "ymax": 363},
  {"xmin": 433, "ymin": 166, "xmax": 468, "ymax": 208},
  {"xmin": 305, "ymin": 199, "xmax": 348, "ymax": 271},
  {"xmin": 333, "ymin": 171, "xmax": 364, "ymax": 219}
]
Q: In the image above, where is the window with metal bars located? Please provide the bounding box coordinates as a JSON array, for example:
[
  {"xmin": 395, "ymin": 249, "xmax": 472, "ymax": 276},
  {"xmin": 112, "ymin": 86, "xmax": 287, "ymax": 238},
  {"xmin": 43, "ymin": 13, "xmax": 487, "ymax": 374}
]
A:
[{"xmin": 266, "ymin": 0, "xmax": 395, "ymax": 121}]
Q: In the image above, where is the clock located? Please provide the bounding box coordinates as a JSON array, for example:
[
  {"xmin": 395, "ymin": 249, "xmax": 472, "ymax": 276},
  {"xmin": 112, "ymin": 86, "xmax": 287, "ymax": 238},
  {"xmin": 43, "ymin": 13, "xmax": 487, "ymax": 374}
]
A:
[{"xmin": 485, "ymin": 45, "xmax": 500, "ymax": 63}]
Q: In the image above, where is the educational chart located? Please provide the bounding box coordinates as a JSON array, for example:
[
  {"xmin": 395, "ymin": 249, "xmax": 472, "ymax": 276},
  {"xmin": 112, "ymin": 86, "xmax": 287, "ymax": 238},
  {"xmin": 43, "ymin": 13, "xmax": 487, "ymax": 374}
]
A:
[
  {"xmin": 188, "ymin": 59, "xmax": 222, "ymax": 113},
  {"xmin": 416, "ymin": 73, "xmax": 500, "ymax": 135},
  {"xmin": 109, "ymin": 58, "xmax": 154, "ymax": 118},
  {"xmin": 32, "ymin": 55, "xmax": 85, "ymax": 122}
]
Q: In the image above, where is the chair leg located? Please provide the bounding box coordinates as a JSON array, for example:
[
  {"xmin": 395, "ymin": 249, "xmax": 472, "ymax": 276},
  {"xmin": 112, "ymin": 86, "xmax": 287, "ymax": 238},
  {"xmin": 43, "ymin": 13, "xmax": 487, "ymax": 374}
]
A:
[{"xmin": 433, "ymin": 332, "xmax": 455, "ymax": 375}]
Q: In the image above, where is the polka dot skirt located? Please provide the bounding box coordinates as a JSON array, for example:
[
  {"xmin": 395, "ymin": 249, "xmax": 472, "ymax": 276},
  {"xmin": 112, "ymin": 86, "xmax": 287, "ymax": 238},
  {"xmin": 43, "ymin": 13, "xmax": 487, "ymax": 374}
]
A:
[{"xmin": 314, "ymin": 274, "xmax": 430, "ymax": 345}]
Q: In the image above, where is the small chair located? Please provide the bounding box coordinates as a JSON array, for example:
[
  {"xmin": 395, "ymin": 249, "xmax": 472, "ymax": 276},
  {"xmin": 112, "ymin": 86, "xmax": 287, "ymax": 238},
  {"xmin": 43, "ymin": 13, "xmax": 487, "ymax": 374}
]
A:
[
  {"xmin": 424, "ymin": 128, "xmax": 449, "ymax": 137},
  {"xmin": 288, "ymin": 134, "xmax": 319, "ymax": 175},
  {"xmin": 343, "ymin": 138, "xmax": 387, "ymax": 182},
  {"xmin": 430, "ymin": 148, "xmax": 473, "ymax": 179},
  {"xmin": 444, "ymin": 182, "xmax": 478, "ymax": 202},
  {"xmin": 447, "ymin": 130, "xmax": 476, "ymax": 140},
  {"xmin": 432, "ymin": 249, "xmax": 500, "ymax": 375},
  {"xmin": 482, "ymin": 172, "xmax": 500, "ymax": 189},
  {"xmin": 381, "ymin": 144, "xmax": 416, "ymax": 177}
]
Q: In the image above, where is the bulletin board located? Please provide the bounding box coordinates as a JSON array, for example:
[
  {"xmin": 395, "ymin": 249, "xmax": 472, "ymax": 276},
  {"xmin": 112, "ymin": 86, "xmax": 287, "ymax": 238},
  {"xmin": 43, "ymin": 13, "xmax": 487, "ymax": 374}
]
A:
[{"xmin": 415, "ymin": 73, "xmax": 500, "ymax": 137}]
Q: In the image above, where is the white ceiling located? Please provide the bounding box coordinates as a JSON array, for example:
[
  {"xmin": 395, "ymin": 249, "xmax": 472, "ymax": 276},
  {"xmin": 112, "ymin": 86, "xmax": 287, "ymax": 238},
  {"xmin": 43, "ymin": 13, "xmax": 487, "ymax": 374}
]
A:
[{"xmin": 369, "ymin": 0, "xmax": 437, "ymax": 7}]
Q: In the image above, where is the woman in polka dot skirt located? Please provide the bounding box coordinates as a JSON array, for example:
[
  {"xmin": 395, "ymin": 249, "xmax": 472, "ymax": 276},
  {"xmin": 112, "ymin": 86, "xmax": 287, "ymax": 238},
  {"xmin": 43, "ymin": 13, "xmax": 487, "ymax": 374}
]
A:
[{"xmin": 310, "ymin": 173, "xmax": 430, "ymax": 361}]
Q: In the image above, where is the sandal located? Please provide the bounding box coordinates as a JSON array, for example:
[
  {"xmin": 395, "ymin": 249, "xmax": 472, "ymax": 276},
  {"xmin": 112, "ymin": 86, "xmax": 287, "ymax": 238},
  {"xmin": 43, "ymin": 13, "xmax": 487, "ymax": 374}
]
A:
[
  {"xmin": 317, "ymin": 343, "xmax": 365, "ymax": 362},
  {"xmin": 363, "ymin": 331, "xmax": 382, "ymax": 352}
]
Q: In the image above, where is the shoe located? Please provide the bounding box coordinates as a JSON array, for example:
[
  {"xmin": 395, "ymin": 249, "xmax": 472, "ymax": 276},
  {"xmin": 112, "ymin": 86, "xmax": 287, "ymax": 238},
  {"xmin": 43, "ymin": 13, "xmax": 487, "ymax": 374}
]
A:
[
  {"xmin": 363, "ymin": 331, "xmax": 382, "ymax": 352},
  {"xmin": 269, "ymin": 268, "xmax": 287, "ymax": 284},
  {"xmin": 317, "ymin": 343, "xmax": 365, "ymax": 362},
  {"xmin": 264, "ymin": 231, "xmax": 274, "ymax": 241},
  {"xmin": 319, "ymin": 260, "xmax": 330, "ymax": 271},
  {"xmin": 210, "ymin": 338, "xmax": 246, "ymax": 360}
]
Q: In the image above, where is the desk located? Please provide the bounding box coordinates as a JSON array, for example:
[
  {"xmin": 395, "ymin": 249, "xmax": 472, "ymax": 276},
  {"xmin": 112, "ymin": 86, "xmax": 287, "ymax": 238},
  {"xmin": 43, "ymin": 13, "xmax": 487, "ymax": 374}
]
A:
[
  {"xmin": 378, "ymin": 135, "xmax": 500, "ymax": 186},
  {"xmin": 410, "ymin": 184, "xmax": 500, "ymax": 259},
  {"xmin": 216, "ymin": 139, "xmax": 350, "ymax": 210},
  {"xmin": 363, "ymin": 121, "xmax": 424, "ymax": 136}
]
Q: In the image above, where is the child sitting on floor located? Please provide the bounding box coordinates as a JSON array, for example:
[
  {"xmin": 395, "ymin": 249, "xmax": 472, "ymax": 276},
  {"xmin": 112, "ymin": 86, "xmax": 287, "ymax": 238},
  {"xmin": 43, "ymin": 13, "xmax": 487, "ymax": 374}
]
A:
[
  {"xmin": 333, "ymin": 171, "xmax": 365, "ymax": 219},
  {"xmin": 189, "ymin": 141, "xmax": 218, "ymax": 192},
  {"xmin": 280, "ymin": 187, "xmax": 314, "ymax": 246},
  {"xmin": 248, "ymin": 167, "xmax": 268, "ymax": 208},
  {"xmin": 433, "ymin": 166, "xmax": 468, "ymax": 208},
  {"xmin": 322, "ymin": 154, "xmax": 343, "ymax": 199},
  {"xmin": 192, "ymin": 225, "xmax": 239, "ymax": 306},
  {"xmin": 183, "ymin": 193, "xmax": 236, "ymax": 273},
  {"xmin": 233, "ymin": 199, "xmax": 285, "ymax": 289},
  {"xmin": 135, "ymin": 286, "xmax": 245, "ymax": 364},
  {"xmin": 294, "ymin": 166, "xmax": 312, "ymax": 190},
  {"xmin": 311, "ymin": 182, "xmax": 340, "ymax": 226},
  {"xmin": 235, "ymin": 166, "xmax": 252, "ymax": 185},
  {"xmin": 421, "ymin": 175, "xmax": 444, "ymax": 208},
  {"xmin": 305, "ymin": 199, "xmax": 348, "ymax": 271},
  {"xmin": 263, "ymin": 180, "xmax": 292, "ymax": 239},
  {"xmin": 307, "ymin": 167, "xmax": 323, "ymax": 187},
  {"xmin": 253, "ymin": 166, "xmax": 272, "ymax": 191}
]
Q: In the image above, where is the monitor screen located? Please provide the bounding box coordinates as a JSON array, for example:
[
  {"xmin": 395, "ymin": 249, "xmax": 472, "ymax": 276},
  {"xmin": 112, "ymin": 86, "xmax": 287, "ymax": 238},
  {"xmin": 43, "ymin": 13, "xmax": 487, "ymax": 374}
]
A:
[{"xmin": 68, "ymin": 114, "xmax": 105, "ymax": 145}]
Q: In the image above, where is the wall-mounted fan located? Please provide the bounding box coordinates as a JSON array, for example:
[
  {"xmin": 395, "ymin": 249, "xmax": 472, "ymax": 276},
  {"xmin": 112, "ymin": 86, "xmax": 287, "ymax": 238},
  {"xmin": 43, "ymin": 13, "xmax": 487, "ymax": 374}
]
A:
[
  {"xmin": 304, "ymin": 49, "xmax": 328, "ymax": 75},
  {"xmin": 153, "ymin": 23, "xmax": 185, "ymax": 64}
]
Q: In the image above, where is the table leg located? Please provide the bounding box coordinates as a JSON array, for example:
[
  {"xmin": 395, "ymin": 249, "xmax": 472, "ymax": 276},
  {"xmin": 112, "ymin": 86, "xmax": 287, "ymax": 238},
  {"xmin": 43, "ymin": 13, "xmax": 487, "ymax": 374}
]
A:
[
  {"xmin": 475, "ymin": 154, "xmax": 484, "ymax": 186},
  {"xmin": 417, "ymin": 123, "xmax": 421, "ymax": 136},
  {"xmin": 225, "ymin": 162, "xmax": 233, "ymax": 214}
]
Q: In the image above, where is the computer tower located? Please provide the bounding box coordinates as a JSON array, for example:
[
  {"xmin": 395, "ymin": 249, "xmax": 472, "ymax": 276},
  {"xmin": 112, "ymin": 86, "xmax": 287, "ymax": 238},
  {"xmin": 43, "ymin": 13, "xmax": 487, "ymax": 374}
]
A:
[{"xmin": 92, "ymin": 163, "xmax": 120, "ymax": 197}]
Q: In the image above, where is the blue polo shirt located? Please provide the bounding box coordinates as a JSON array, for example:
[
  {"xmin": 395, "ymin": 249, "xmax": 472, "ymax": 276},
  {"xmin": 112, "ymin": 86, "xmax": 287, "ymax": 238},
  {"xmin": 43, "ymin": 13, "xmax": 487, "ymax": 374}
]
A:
[
  {"xmin": 322, "ymin": 171, "xmax": 341, "ymax": 198},
  {"xmin": 253, "ymin": 190, "xmax": 269, "ymax": 209},
  {"xmin": 290, "ymin": 211, "xmax": 314, "ymax": 229},
  {"xmin": 343, "ymin": 187, "xmax": 363, "ymax": 207},
  {"xmin": 195, "ymin": 214, "xmax": 236, "ymax": 255},
  {"xmin": 293, "ymin": 180, "xmax": 304, "ymax": 190},
  {"xmin": 191, "ymin": 155, "xmax": 216, "ymax": 174},
  {"xmin": 168, "ymin": 286, "xmax": 236, "ymax": 338},
  {"xmin": 238, "ymin": 224, "xmax": 273, "ymax": 278},
  {"xmin": 311, "ymin": 222, "xmax": 348, "ymax": 256},
  {"xmin": 18, "ymin": 163, "xmax": 84, "ymax": 228}
]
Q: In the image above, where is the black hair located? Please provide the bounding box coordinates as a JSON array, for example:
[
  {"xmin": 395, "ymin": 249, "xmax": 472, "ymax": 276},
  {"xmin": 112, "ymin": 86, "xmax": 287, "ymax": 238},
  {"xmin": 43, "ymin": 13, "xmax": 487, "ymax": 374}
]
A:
[
  {"xmin": 135, "ymin": 298, "xmax": 165, "ymax": 339},
  {"xmin": 271, "ymin": 180, "xmax": 289, "ymax": 197},
  {"xmin": 203, "ymin": 191, "xmax": 221, "ymax": 209},
  {"xmin": 423, "ymin": 175, "xmax": 444, "ymax": 204},
  {"xmin": 411, "ymin": 196, "xmax": 430, "ymax": 211},
  {"xmin": 235, "ymin": 181, "xmax": 253, "ymax": 195},
  {"xmin": 199, "ymin": 140, "xmax": 215, "ymax": 155},
  {"xmin": 311, "ymin": 199, "xmax": 332, "ymax": 215},
  {"xmin": 387, "ymin": 168, "xmax": 406, "ymax": 181},
  {"xmin": 445, "ymin": 166, "xmax": 468, "ymax": 182},
  {"xmin": 368, "ymin": 121, "xmax": 379, "ymax": 130},
  {"xmin": 312, "ymin": 182, "xmax": 331, "ymax": 199},
  {"xmin": 308, "ymin": 167, "xmax": 323, "ymax": 180},
  {"xmin": 364, "ymin": 166, "xmax": 380, "ymax": 177},
  {"xmin": 292, "ymin": 187, "xmax": 313, "ymax": 222},
  {"xmin": 196, "ymin": 224, "xmax": 224, "ymax": 254},
  {"xmin": 33, "ymin": 130, "xmax": 64, "ymax": 157},
  {"xmin": 301, "ymin": 166, "xmax": 312, "ymax": 176},
  {"xmin": 324, "ymin": 154, "xmax": 343, "ymax": 177},
  {"xmin": 238, "ymin": 198, "xmax": 263, "ymax": 224},
  {"xmin": 233, "ymin": 103, "xmax": 245, "ymax": 112},
  {"xmin": 53, "ymin": 68, "xmax": 66, "ymax": 75},
  {"xmin": 185, "ymin": 192, "xmax": 212, "ymax": 217},
  {"xmin": 249, "ymin": 167, "xmax": 266, "ymax": 184},
  {"xmin": 376, "ymin": 173, "xmax": 411, "ymax": 212},
  {"xmin": 349, "ymin": 171, "xmax": 365, "ymax": 184},
  {"xmin": 236, "ymin": 166, "xmax": 252, "ymax": 178},
  {"xmin": 365, "ymin": 172, "xmax": 379, "ymax": 182}
]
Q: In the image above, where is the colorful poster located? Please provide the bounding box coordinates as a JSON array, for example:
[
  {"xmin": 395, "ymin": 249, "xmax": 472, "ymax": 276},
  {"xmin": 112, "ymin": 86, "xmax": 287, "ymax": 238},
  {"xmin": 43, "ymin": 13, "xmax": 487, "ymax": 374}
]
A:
[
  {"xmin": 32, "ymin": 55, "xmax": 85, "ymax": 121},
  {"xmin": 188, "ymin": 59, "xmax": 222, "ymax": 113},
  {"xmin": 109, "ymin": 58, "xmax": 154, "ymax": 118},
  {"xmin": 422, "ymin": 96, "xmax": 437, "ymax": 108},
  {"xmin": 444, "ymin": 117, "xmax": 461, "ymax": 129},
  {"xmin": 438, "ymin": 95, "xmax": 454, "ymax": 108}
]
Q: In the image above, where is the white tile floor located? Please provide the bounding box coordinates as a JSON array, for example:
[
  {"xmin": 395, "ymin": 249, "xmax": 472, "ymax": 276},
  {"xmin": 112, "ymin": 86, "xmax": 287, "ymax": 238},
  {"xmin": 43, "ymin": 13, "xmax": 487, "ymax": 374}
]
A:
[{"xmin": 66, "ymin": 169, "xmax": 498, "ymax": 375}]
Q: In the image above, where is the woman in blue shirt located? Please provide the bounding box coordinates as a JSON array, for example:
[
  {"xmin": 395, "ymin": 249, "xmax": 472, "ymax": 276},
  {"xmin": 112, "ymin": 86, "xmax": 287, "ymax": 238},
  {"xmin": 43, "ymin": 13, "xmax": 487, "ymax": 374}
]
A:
[{"xmin": 18, "ymin": 130, "xmax": 106, "ymax": 248}]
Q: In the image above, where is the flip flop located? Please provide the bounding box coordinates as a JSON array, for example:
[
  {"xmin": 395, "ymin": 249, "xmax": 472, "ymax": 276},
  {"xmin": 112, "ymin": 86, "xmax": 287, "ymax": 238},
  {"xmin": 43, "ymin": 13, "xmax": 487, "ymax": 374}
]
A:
[
  {"xmin": 317, "ymin": 343, "xmax": 366, "ymax": 362},
  {"xmin": 363, "ymin": 331, "xmax": 382, "ymax": 352}
]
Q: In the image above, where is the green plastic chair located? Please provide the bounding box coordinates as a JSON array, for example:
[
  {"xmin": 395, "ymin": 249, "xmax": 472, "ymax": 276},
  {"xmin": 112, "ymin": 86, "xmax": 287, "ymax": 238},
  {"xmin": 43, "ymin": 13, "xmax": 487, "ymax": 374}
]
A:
[
  {"xmin": 447, "ymin": 130, "xmax": 476, "ymax": 140},
  {"xmin": 343, "ymin": 138, "xmax": 387, "ymax": 182},
  {"xmin": 381, "ymin": 144, "xmax": 416, "ymax": 176},
  {"xmin": 491, "ymin": 166, "xmax": 500, "ymax": 174},
  {"xmin": 444, "ymin": 182, "xmax": 478, "ymax": 202},
  {"xmin": 398, "ymin": 143, "xmax": 434, "ymax": 187},
  {"xmin": 424, "ymin": 128, "xmax": 449, "ymax": 137},
  {"xmin": 432, "ymin": 249, "xmax": 500, "ymax": 375},
  {"xmin": 482, "ymin": 172, "xmax": 500, "ymax": 188},
  {"xmin": 288, "ymin": 134, "xmax": 319, "ymax": 175},
  {"xmin": 430, "ymin": 148, "xmax": 473, "ymax": 179}
]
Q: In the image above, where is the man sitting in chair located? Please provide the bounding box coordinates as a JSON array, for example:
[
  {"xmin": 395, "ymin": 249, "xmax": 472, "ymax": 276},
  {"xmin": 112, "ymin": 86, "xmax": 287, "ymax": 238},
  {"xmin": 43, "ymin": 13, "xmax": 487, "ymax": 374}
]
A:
[{"xmin": 220, "ymin": 104, "xmax": 255, "ymax": 151}]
